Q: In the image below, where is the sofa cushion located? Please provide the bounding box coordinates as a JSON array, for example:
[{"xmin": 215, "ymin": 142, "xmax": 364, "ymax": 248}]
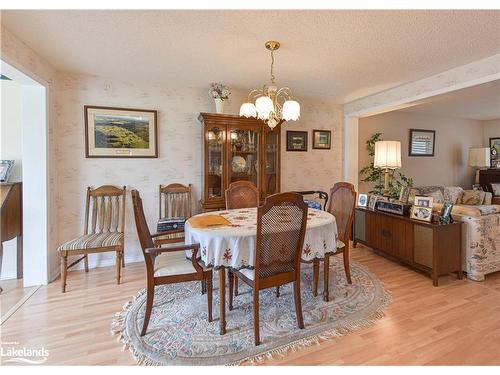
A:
[
  {"xmin": 433, "ymin": 202, "xmax": 500, "ymax": 217},
  {"xmin": 461, "ymin": 190, "xmax": 486, "ymax": 205},
  {"xmin": 444, "ymin": 186, "xmax": 464, "ymax": 204},
  {"xmin": 409, "ymin": 186, "xmax": 445, "ymax": 204},
  {"xmin": 491, "ymin": 183, "xmax": 500, "ymax": 196}
]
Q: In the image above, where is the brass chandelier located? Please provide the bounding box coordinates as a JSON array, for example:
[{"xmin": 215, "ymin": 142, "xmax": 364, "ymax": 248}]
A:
[{"xmin": 239, "ymin": 41, "xmax": 300, "ymax": 129}]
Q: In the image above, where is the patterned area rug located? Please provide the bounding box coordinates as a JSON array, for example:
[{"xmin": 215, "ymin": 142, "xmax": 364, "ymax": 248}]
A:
[{"xmin": 111, "ymin": 258, "xmax": 391, "ymax": 365}]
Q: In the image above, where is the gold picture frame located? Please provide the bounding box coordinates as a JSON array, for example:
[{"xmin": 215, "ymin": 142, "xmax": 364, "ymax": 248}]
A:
[{"xmin": 85, "ymin": 105, "xmax": 158, "ymax": 158}]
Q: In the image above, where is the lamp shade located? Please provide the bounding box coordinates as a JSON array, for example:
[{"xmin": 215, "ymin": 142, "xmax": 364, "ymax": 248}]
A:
[
  {"xmin": 282, "ymin": 100, "xmax": 300, "ymax": 121},
  {"xmin": 468, "ymin": 147, "xmax": 490, "ymax": 167},
  {"xmin": 374, "ymin": 141, "xmax": 402, "ymax": 169},
  {"xmin": 239, "ymin": 102, "xmax": 257, "ymax": 118},
  {"xmin": 255, "ymin": 96, "xmax": 274, "ymax": 120}
]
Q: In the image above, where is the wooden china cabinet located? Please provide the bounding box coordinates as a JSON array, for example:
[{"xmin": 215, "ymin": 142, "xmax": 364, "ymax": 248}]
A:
[{"xmin": 199, "ymin": 113, "xmax": 281, "ymax": 211}]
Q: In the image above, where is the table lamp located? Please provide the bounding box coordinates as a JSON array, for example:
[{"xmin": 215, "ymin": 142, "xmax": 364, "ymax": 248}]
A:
[
  {"xmin": 468, "ymin": 147, "xmax": 490, "ymax": 184},
  {"xmin": 374, "ymin": 141, "xmax": 402, "ymax": 196}
]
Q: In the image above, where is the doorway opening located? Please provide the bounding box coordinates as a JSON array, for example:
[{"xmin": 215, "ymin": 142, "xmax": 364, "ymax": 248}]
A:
[{"xmin": 0, "ymin": 60, "xmax": 48, "ymax": 323}]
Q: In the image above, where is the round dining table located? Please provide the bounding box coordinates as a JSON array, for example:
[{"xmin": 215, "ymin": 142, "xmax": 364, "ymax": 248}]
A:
[{"xmin": 185, "ymin": 207, "xmax": 339, "ymax": 335}]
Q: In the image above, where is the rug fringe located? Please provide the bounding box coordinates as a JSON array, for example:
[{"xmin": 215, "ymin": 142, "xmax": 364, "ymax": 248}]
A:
[{"xmin": 228, "ymin": 291, "xmax": 392, "ymax": 366}]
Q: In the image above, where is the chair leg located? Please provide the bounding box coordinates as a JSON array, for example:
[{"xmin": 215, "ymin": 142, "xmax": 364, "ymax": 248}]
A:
[
  {"xmin": 116, "ymin": 251, "xmax": 122, "ymax": 285},
  {"xmin": 60, "ymin": 255, "xmax": 67, "ymax": 293},
  {"xmin": 313, "ymin": 259, "xmax": 319, "ymax": 297},
  {"xmin": 141, "ymin": 283, "xmax": 154, "ymax": 336},
  {"xmin": 228, "ymin": 271, "xmax": 234, "ymax": 311},
  {"xmin": 275, "ymin": 286, "xmax": 280, "ymax": 298},
  {"xmin": 234, "ymin": 275, "xmax": 239, "ymax": 296},
  {"xmin": 343, "ymin": 246, "xmax": 352, "ymax": 284},
  {"xmin": 323, "ymin": 255, "xmax": 330, "ymax": 302},
  {"xmin": 122, "ymin": 247, "xmax": 126, "ymax": 268},
  {"xmin": 207, "ymin": 273, "xmax": 213, "ymax": 322},
  {"xmin": 84, "ymin": 255, "xmax": 89, "ymax": 272},
  {"xmin": 201, "ymin": 276, "xmax": 206, "ymax": 295},
  {"xmin": 293, "ymin": 280, "xmax": 305, "ymax": 329},
  {"xmin": 253, "ymin": 289, "xmax": 260, "ymax": 346}
]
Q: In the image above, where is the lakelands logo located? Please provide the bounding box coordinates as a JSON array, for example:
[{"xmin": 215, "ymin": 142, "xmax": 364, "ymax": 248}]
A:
[{"xmin": 0, "ymin": 341, "xmax": 49, "ymax": 365}]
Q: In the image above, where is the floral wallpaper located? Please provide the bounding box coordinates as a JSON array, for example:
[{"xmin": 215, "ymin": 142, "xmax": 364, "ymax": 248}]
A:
[{"xmin": 54, "ymin": 72, "xmax": 343, "ymax": 268}]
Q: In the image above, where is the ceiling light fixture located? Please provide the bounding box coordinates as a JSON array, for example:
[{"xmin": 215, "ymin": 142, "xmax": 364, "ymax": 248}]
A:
[{"xmin": 240, "ymin": 41, "xmax": 300, "ymax": 129}]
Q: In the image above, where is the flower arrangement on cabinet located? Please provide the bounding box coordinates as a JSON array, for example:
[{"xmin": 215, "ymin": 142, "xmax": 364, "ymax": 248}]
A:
[{"xmin": 208, "ymin": 82, "xmax": 231, "ymax": 101}]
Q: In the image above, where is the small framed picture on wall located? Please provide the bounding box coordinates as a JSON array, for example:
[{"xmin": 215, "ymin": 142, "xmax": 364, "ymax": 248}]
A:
[
  {"xmin": 286, "ymin": 131, "xmax": 308, "ymax": 152},
  {"xmin": 312, "ymin": 130, "xmax": 331, "ymax": 149},
  {"xmin": 409, "ymin": 129, "xmax": 435, "ymax": 157}
]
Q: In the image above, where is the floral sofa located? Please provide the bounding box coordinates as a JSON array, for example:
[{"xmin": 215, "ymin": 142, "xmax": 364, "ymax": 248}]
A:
[{"xmin": 409, "ymin": 186, "xmax": 500, "ymax": 281}]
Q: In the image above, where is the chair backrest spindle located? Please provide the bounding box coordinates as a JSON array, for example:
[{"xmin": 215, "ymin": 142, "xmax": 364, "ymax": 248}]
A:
[
  {"xmin": 83, "ymin": 185, "xmax": 127, "ymax": 235},
  {"xmin": 159, "ymin": 183, "xmax": 192, "ymax": 220}
]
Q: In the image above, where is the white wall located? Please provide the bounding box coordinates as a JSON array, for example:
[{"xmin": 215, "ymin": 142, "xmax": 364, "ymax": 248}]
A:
[
  {"xmin": 0, "ymin": 79, "xmax": 23, "ymax": 280},
  {"xmin": 55, "ymin": 72, "xmax": 344, "ymax": 270},
  {"xmin": 482, "ymin": 119, "xmax": 500, "ymax": 147},
  {"xmin": 358, "ymin": 111, "xmax": 483, "ymax": 192},
  {"xmin": 1, "ymin": 79, "xmax": 23, "ymax": 181}
]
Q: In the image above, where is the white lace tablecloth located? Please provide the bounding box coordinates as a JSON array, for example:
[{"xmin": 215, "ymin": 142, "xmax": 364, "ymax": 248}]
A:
[{"xmin": 185, "ymin": 207, "xmax": 338, "ymax": 270}]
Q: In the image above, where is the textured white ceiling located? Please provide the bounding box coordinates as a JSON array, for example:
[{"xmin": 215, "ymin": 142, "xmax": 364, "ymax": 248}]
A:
[
  {"xmin": 2, "ymin": 10, "xmax": 499, "ymax": 102},
  {"xmin": 402, "ymin": 80, "xmax": 500, "ymax": 121}
]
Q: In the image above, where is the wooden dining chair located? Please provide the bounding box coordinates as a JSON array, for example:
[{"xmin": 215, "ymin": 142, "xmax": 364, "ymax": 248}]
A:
[
  {"xmin": 313, "ymin": 182, "xmax": 357, "ymax": 301},
  {"xmin": 225, "ymin": 181, "xmax": 259, "ymax": 210},
  {"xmin": 58, "ymin": 185, "xmax": 126, "ymax": 293},
  {"xmin": 154, "ymin": 183, "xmax": 192, "ymax": 247},
  {"xmin": 131, "ymin": 189, "xmax": 213, "ymax": 336},
  {"xmin": 225, "ymin": 181, "xmax": 260, "ymax": 296},
  {"xmin": 229, "ymin": 192, "xmax": 308, "ymax": 345}
]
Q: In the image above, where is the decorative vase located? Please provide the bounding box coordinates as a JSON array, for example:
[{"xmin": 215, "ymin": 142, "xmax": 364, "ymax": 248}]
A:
[{"xmin": 214, "ymin": 98, "xmax": 224, "ymax": 114}]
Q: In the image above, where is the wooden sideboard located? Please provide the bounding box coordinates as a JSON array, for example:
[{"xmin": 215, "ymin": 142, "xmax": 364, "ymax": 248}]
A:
[
  {"xmin": 0, "ymin": 182, "xmax": 23, "ymax": 286},
  {"xmin": 479, "ymin": 169, "xmax": 500, "ymax": 204},
  {"xmin": 353, "ymin": 207, "xmax": 462, "ymax": 286}
]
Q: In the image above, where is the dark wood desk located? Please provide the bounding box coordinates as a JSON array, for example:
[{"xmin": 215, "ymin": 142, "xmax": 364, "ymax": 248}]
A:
[
  {"xmin": 1, "ymin": 182, "xmax": 23, "ymax": 285},
  {"xmin": 353, "ymin": 207, "xmax": 462, "ymax": 286}
]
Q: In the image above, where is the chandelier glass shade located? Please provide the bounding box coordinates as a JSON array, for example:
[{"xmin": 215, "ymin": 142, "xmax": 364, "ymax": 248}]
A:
[{"xmin": 240, "ymin": 41, "xmax": 300, "ymax": 129}]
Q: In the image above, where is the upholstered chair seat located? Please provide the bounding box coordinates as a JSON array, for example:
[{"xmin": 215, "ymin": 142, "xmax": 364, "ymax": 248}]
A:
[
  {"xmin": 153, "ymin": 253, "xmax": 199, "ymax": 277},
  {"xmin": 58, "ymin": 232, "xmax": 123, "ymax": 251}
]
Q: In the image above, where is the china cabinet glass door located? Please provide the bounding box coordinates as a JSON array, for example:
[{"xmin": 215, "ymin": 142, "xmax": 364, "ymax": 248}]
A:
[
  {"xmin": 207, "ymin": 126, "xmax": 223, "ymax": 199},
  {"xmin": 264, "ymin": 130, "xmax": 279, "ymax": 196},
  {"xmin": 227, "ymin": 127, "xmax": 259, "ymax": 188}
]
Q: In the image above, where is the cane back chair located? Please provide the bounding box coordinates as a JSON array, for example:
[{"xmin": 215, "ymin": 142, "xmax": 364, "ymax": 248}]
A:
[
  {"xmin": 313, "ymin": 182, "xmax": 357, "ymax": 301},
  {"xmin": 225, "ymin": 181, "xmax": 259, "ymax": 296},
  {"xmin": 229, "ymin": 192, "xmax": 308, "ymax": 345},
  {"xmin": 132, "ymin": 189, "xmax": 212, "ymax": 336},
  {"xmin": 154, "ymin": 183, "xmax": 192, "ymax": 247},
  {"xmin": 225, "ymin": 181, "xmax": 259, "ymax": 210},
  {"xmin": 58, "ymin": 185, "xmax": 126, "ymax": 293}
]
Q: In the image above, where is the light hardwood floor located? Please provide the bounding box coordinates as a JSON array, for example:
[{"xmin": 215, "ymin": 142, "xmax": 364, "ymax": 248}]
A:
[{"xmin": 1, "ymin": 245, "xmax": 499, "ymax": 365}]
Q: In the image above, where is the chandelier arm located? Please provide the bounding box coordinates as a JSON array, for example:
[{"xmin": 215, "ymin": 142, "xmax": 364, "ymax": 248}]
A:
[
  {"xmin": 276, "ymin": 87, "xmax": 293, "ymax": 101},
  {"xmin": 247, "ymin": 89, "xmax": 264, "ymax": 102}
]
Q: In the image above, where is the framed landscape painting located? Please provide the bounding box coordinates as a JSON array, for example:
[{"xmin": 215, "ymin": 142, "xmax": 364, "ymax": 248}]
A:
[{"xmin": 85, "ymin": 106, "xmax": 158, "ymax": 158}]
